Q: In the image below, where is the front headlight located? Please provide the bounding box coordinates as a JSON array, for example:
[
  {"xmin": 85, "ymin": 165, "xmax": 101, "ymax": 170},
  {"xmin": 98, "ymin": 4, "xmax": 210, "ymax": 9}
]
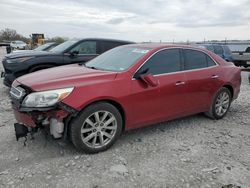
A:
[
  {"xmin": 22, "ymin": 87, "xmax": 74, "ymax": 108},
  {"xmin": 7, "ymin": 57, "xmax": 34, "ymax": 63}
]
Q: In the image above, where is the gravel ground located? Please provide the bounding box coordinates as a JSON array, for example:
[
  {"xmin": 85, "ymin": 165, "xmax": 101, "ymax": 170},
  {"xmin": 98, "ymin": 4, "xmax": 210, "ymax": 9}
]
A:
[{"xmin": 0, "ymin": 47, "xmax": 249, "ymax": 188}]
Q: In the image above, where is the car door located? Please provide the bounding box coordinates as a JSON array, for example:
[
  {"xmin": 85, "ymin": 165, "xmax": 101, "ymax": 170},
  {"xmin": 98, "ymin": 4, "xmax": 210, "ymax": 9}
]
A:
[
  {"xmin": 130, "ymin": 48, "xmax": 189, "ymax": 128},
  {"xmin": 63, "ymin": 40, "xmax": 98, "ymax": 64},
  {"xmin": 183, "ymin": 49, "xmax": 222, "ymax": 113}
]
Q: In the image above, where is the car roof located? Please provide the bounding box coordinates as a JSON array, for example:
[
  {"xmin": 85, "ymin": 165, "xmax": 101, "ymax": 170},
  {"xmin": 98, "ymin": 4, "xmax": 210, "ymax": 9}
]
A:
[
  {"xmin": 125, "ymin": 43, "xmax": 208, "ymax": 51},
  {"xmin": 77, "ymin": 38, "xmax": 135, "ymax": 44}
]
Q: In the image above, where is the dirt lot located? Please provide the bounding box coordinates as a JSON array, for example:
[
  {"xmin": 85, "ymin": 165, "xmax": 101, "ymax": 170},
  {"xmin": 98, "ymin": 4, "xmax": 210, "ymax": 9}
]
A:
[{"xmin": 0, "ymin": 47, "xmax": 249, "ymax": 188}]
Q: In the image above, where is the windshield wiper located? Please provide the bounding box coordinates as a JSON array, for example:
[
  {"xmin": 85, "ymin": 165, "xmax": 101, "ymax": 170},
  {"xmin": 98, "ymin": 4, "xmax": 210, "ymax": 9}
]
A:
[{"xmin": 85, "ymin": 65, "xmax": 98, "ymax": 70}]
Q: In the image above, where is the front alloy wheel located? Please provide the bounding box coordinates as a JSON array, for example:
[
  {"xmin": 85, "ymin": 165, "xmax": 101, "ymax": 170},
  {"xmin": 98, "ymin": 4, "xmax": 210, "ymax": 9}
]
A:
[
  {"xmin": 81, "ymin": 111, "xmax": 117, "ymax": 149},
  {"xmin": 70, "ymin": 102, "xmax": 122, "ymax": 153}
]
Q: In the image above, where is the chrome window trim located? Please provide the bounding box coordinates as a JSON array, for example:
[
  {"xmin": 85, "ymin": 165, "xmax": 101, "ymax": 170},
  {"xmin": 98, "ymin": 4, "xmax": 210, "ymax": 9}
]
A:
[{"xmin": 132, "ymin": 47, "xmax": 218, "ymax": 80}]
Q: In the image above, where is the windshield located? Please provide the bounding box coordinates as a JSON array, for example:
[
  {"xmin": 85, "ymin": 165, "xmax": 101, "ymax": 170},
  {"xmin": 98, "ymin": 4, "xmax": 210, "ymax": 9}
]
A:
[
  {"xmin": 50, "ymin": 40, "xmax": 77, "ymax": 53},
  {"xmin": 34, "ymin": 43, "xmax": 53, "ymax": 51},
  {"xmin": 13, "ymin": 41, "xmax": 25, "ymax": 44},
  {"xmin": 86, "ymin": 46, "xmax": 151, "ymax": 72}
]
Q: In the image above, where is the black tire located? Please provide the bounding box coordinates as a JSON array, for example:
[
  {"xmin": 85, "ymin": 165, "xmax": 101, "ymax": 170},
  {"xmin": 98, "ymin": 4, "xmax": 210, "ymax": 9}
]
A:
[
  {"xmin": 29, "ymin": 65, "xmax": 54, "ymax": 73},
  {"xmin": 205, "ymin": 87, "xmax": 232, "ymax": 120},
  {"xmin": 70, "ymin": 102, "xmax": 123, "ymax": 153}
]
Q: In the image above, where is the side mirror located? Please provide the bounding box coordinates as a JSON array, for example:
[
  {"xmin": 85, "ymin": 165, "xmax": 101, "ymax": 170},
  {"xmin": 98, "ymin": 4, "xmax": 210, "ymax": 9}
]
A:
[
  {"xmin": 140, "ymin": 74, "xmax": 159, "ymax": 87},
  {"xmin": 69, "ymin": 50, "xmax": 79, "ymax": 57}
]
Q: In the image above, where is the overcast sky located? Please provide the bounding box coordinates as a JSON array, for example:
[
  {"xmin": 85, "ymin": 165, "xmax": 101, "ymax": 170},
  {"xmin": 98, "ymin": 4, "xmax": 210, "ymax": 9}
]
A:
[{"xmin": 0, "ymin": 0, "xmax": 249, "ymax": 42}]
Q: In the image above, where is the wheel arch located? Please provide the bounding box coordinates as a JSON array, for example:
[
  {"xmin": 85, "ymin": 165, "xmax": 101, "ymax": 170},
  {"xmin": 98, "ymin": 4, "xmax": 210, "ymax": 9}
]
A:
[{"xmin": 222, "ymin": 84, "xmax": 234, "ymax": 98}]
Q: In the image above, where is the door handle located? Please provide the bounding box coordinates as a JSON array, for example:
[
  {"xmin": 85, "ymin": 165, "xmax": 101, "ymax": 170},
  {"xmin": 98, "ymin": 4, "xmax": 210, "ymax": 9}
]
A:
[
  {"xmin": 211, "ymin": 75, "xmax": 219, "ymax": 79},
  {"xmin": 175, "ymin": 81, "xmax": 186, "ymax": 86}
]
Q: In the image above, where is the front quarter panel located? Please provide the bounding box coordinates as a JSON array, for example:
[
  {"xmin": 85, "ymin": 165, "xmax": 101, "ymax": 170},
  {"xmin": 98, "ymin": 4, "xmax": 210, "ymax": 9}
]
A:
[{"xmin": 61, "ymin": 72, "xmax": 132, "ymax": 113}]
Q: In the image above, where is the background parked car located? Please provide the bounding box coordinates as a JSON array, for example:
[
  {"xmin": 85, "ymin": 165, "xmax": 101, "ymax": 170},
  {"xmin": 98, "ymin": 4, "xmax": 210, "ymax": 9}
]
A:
[
  {"xmin": 10, "ymin": 40, "xmax": 28, "ymax": 50},
  {"xmin": 10, "ymin": 44, "xmax": 241, "ymax": 153},
  {"xmin": 12, "ymin": 42, "xmax": 58, "ymax": 54},
  {"xmin": 1, "ymin": 38, "xmax": 134, "ymax": 86},
  {"xmin": 198, "ymin": 44, "xmax": 234, "ymax": 62},
  {"xmin": 232, "ymin": 46, "xmax": 250, "ymax": 68}
]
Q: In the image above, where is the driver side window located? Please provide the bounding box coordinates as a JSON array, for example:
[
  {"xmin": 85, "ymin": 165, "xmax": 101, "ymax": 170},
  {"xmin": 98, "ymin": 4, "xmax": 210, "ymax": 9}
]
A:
[
  {"xmin": 135, "ymin": 48, "xmax": 182, "ymax": 77},
  {"xmin": 70, "ymin": 41, "xmax": 97, "ymax": 54}
]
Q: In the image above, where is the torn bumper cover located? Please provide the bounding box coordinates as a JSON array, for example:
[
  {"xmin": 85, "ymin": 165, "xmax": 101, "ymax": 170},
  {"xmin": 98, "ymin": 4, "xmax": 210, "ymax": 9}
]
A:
[
  {"xmin": 10, "ymin": 85, "xmax": 77, "ymax": 140},
  {"xmin": 12, "ymin": 103, "xmax": 75, "ymax": 139}
]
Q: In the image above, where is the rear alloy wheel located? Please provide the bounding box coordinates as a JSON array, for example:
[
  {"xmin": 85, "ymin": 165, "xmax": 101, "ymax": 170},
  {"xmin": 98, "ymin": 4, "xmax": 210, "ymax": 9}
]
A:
[
  {"xmin": 205, "ymin": 87, "xmax": 232, "ymax": 119},
  {"xmin": 70, "ymin": 102, "xmax": 122, "ymax": 153}
]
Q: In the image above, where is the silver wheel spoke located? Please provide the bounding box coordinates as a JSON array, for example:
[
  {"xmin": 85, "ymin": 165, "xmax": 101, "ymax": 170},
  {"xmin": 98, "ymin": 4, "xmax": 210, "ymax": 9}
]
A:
[
  {"xmin": 92, "ymin": 134, "xmax": 97, "ymax": 147},
  {"xmin": 101, "ymin": 112, "xmax": 109, "ymax": 122},
  {"xmin": 102, "ymin": 131, "xmax": 113, "ymax": 139},
  {"xmin": 94, "ymin": 112, "xmax": 100, "ymax": 122},
  {"xmin": 104, "ymin": 117, "xmax": 115, "ymax": 127},
  {"xmin": 83, "ymin": 133, "xmax": 96, "ymax": 142},
  {"xmin": 105, "ymin": 126, "xmax": 116, "ymax": 130},
  {"xmin": 223, "ymin": 93, "xmax": 228, "ymax": 100},
  {"xmin": 81, "ymin": 127, "xmax": 94, "ymax": 134},
  {"xmin": 222, "ymin": 101, "xmax": 228, "ymax": 105},
  {"xmin": 219, "ymin": 107, "xmax": 223, "ymax": 114},
  {"xmin": 85, "ymin": 118, "xmax": 95, "ymax": 127},
  {"xmin": 215, "ymin": 103, "xmax": 220, "ymax": 107},
  {"xmin": 99, "ymin": 133, "xmax": 104, "ymax": 146}
]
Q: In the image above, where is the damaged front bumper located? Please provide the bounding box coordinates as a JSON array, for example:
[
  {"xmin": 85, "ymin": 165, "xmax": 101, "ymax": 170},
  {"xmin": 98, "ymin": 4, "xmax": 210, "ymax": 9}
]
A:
[
  {"xmin": 12, "ymin": 100, "xmax": 78, "ymax": 140},
  {"xmin": 10, "ymin": 84, "xmax": 78, "ymax": 141}
]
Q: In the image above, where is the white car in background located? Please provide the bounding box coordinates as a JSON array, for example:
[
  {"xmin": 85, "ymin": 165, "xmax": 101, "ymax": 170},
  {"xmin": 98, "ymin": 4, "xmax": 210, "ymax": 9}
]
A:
[{"xmin": 10, "ymin": 40, "xmax": 27, "ymax": 50}]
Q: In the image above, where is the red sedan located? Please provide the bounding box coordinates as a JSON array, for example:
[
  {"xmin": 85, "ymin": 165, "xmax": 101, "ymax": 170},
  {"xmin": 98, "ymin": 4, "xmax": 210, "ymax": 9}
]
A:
[{"xmin": 10, "ymin": 44, "xmax": 241, "ymax": 153}]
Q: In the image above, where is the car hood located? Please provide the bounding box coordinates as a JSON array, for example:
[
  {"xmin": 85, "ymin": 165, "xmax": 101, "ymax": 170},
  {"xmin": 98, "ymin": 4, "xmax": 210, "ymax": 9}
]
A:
[
  {"xmin": 12, "ymin": 50, "xmax": 34, "ymax": 54},
  {"xmin": 5, "ymin": 50, "xmax": 56, "ymax": 59},
  {"xmin": 16, "ymin": 64, "xmax": 118, "ymax": 91}
]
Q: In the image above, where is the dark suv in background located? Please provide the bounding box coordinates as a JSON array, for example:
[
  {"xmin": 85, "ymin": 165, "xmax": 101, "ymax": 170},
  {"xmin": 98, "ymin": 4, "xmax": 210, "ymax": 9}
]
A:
[
  {"xmin": 198, "ymin": 44, "xmax": 234, "ymax": 62},
  {"xmin": 11, "ymin": 42, "xmax": 59, "ymax": 54},
  {"xmin": 1, "ymin": 38, "xmax": 134, "ymax": 87}
]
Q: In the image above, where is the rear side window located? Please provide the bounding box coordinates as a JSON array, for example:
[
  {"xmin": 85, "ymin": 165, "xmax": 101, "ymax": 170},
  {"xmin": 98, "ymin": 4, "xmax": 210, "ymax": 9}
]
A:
[
  {"xmin": 137, "ymin": 49, "xmax": 181, "ymax": 75},
  {"xmin": 213, "ymin": 45, "xmax": 223, "ymax": 55},
  {"xmin": 207, "ymin": 56, "xmax": 216, "ymax": 67},
  {"xmin": 184, "ymin": 49, "xmax": 207, "ymax": 70},
  {"xmin": 99, "ymin": 41, "xmax": 127, "ymax": 53}
]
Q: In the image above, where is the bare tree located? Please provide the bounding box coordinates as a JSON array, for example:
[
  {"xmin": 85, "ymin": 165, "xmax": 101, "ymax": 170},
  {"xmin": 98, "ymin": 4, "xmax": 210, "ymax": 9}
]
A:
[
  {"xmin": 48, "ymin": 36, "xmax": 68, "ymax": 43},
  {"xmin": 0, "ymin": 28, "xmax": 28, "ymax": 42}
]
